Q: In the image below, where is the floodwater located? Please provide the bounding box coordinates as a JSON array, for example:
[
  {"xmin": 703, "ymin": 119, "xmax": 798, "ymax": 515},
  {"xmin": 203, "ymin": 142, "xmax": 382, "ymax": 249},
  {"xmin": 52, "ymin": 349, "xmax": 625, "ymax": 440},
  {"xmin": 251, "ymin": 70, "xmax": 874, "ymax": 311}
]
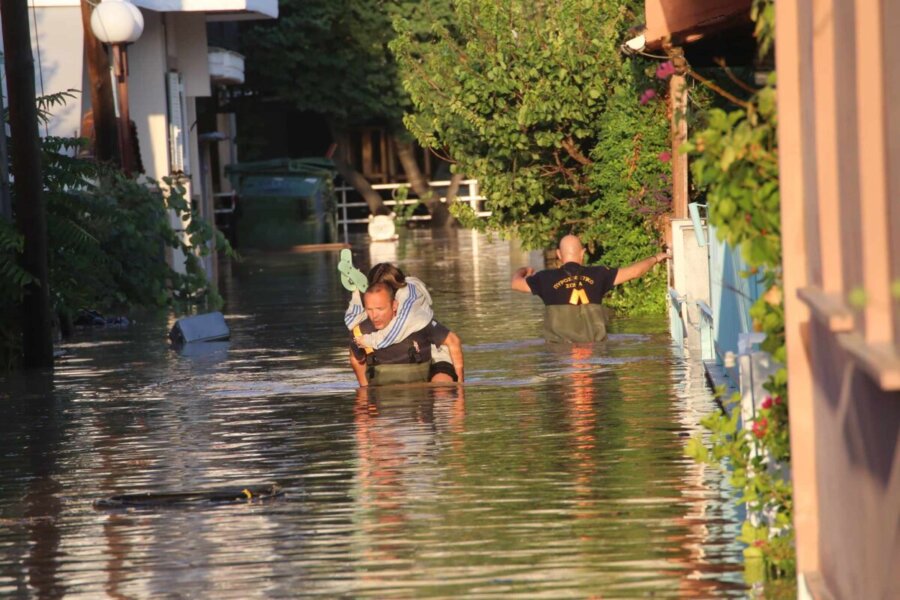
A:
[{"xmin": 0, "ymin": 230, "xmax": 747, "ymax": 598}]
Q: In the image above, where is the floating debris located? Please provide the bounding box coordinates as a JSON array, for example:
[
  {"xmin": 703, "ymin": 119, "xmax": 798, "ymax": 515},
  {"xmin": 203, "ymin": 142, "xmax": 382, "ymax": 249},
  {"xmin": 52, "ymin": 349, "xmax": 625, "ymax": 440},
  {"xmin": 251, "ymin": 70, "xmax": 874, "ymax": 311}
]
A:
[{"xmin": 94, "ymin": 484, "xmax": 284, "ymax": 509}]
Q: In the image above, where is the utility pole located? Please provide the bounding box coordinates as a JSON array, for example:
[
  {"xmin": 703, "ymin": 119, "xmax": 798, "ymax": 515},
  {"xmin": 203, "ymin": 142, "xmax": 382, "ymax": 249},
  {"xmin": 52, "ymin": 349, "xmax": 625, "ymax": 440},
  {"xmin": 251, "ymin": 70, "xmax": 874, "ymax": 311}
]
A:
[
  {"xmin": 80, "ymin": 0, "xmax": 119, "ymax": 163},
  {"xmin": 1, "ymin": 0, "xmax": 55, "ymax": 368},
  {"xmin": 0, "ymin": 74, "xmax": 11, "ymax": 221}
]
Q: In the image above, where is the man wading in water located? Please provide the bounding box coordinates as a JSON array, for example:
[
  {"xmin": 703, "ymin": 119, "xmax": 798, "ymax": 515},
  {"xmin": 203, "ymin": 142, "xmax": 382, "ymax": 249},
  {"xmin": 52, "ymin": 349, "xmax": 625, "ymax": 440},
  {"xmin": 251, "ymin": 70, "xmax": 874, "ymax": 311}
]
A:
[
  {"xmin": 511, "ymin": 234, "xmax": 669, "ymax": 343},
  {"xmin": 349, "ymin": 282, "xmax": 464, "ymax": 387}
]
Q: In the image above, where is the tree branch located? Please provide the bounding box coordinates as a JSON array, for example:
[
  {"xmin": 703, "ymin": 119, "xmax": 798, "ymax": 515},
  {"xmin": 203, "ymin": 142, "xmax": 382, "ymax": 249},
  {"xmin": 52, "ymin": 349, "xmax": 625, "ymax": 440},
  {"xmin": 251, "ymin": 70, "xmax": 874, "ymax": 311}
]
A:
[
  {"xmin": 686, "ymin": 69, "xmax": 753, "ymax": 111},
  {"xmin": 561, "ymin": 135, "xmax": 593, "ymax": 166}
]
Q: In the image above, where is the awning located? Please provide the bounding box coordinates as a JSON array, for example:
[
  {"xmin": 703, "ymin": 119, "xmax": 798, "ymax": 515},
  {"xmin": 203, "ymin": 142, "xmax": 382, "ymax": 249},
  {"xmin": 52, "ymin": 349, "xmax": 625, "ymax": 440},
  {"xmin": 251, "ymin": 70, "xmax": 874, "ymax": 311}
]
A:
[
  {"xmin": 130, "ymin": 0, "xmax": 277, "ymax": 21},
  {"xmin": 644, "ymin": 0, "xmax": 751, "ymax": 49}
]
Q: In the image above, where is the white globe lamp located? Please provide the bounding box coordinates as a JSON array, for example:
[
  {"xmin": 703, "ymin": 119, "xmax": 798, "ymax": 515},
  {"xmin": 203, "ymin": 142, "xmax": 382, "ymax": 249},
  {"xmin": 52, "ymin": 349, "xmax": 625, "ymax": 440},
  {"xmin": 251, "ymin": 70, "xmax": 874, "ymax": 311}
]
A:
[{"xmin": 90, "ymin": 0, "xmax": 144, "ymax": 44}]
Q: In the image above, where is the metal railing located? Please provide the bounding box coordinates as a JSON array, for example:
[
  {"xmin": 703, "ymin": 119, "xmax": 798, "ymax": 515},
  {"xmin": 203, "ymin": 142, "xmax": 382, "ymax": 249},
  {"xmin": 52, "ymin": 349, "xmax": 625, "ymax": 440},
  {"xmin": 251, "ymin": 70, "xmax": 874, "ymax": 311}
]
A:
[
  {"xmin": 696, "ymin": 299, "xmax": 715, "ymax": 362},
  {"xmin": 335, "ymin": 179, "xmax": 490, "ymax": 238},
  {"xmin": 668, "ymin": 289, "xmax": 716, "ymax": 362}
]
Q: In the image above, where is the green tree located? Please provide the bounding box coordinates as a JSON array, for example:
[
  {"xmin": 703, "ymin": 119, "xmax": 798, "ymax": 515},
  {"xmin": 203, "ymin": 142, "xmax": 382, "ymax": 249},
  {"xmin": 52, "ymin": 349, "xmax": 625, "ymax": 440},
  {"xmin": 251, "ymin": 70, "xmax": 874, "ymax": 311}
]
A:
[
  {"xmin": 392, "ymin": 0, "xmax": 671, "ymax": 313},
  {"xmin": 241, "ymin": 0, "xmax": 458, "ymax": 222}
]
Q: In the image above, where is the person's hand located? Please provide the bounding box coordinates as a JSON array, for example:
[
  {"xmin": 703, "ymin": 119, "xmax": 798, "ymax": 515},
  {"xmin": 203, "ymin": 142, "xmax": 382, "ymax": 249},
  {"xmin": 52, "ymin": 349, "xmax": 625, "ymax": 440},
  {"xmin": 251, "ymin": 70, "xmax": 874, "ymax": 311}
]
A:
[
  {"xmin": 354, "ymin": 336, "xmax": 366, "ymax": 347},
  {"xmin": 515, "ymin": 266, "xmax": 535, "ymax": 278},
  {"xmin": 655, "ymin": 250, "xmax": 671, "ymax": 264}
]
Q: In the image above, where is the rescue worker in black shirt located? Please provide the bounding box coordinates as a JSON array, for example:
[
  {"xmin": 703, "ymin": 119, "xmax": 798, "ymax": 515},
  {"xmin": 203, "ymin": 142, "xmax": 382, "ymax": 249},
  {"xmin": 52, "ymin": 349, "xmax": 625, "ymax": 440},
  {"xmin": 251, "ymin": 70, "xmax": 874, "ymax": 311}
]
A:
[
  {"xmin": 350, "ymin": 282, "xmax": 464, "ymax": 387},
  {"xmin": 511, "ymin": 234, "xmax": 669, "ymax": 342}
]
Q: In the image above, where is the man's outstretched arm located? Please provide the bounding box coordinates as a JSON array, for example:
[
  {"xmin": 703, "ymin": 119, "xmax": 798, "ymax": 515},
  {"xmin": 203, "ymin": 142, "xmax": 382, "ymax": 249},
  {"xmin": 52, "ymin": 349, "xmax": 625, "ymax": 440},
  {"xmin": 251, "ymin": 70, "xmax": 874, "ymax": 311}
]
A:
[
  {"xmin": 443, "ymin": 331, "xmax": 465, "ymax": 382},
  {"xmin": 511, "ymin": 267, "xmax": 535, "ymax": 293},
  {"xmin": 349, "ymin": 349, "xmax": 368, "ymax": 387},
  {"xmin": 613, "ymin": 251, "xmax": 670, "ymax": 286}
]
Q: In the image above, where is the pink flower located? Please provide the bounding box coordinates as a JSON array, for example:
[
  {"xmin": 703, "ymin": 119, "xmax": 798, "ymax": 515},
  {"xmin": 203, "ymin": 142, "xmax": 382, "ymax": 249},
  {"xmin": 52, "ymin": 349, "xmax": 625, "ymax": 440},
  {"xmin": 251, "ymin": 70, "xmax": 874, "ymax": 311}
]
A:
[
  {"xmin": 761, "ymin": 396, "xmax": 773, "ymax": 410},
  {"xmin": 639, "ymin": 88, "xmax": 657, "ymax": 105},
  {"xmin": 774, "ymin": 396, "xmax": 783, "ymax": 406},
  {"xmin": 658, "ymin": 150, "xmax": 672, "ymax": 163},
  {"xmin": 656, "ymin": 61, "xmax": 676, "ymax": 80}
]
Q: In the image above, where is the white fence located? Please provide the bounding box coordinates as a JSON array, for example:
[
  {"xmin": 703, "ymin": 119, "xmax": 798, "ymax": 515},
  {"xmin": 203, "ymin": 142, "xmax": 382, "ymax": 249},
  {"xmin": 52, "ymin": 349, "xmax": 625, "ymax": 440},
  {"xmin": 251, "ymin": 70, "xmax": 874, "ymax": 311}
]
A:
[{"xmin": 335, "ymin": 179, "xmax": 490, "ymax": 238}]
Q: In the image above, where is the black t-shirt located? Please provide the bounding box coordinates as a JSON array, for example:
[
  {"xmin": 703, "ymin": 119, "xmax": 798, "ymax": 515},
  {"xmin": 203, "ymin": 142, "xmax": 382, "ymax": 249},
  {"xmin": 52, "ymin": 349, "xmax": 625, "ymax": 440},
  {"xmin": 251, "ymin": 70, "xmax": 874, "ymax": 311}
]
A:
[
  {"xmin": 350, "ymin": 319, "xmax": 450, "ymax": 364},
  {"xmin": 526, "ymin": 262, "xmax": 618, "ymax": 306}
]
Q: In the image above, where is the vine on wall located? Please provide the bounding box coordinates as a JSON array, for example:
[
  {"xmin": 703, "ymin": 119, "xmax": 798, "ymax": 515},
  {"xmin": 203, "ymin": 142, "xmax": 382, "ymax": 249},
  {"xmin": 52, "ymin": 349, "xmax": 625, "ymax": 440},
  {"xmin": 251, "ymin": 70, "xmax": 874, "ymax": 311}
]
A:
[{"xmin": 680, "ymin": 0, "xmax": 795, "ymax": 581}]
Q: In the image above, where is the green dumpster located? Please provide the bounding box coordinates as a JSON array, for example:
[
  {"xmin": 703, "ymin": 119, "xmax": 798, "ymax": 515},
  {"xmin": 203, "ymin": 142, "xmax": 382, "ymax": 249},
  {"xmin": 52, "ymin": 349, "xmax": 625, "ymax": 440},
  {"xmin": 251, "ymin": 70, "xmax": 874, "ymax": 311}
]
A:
[{"xmin": 225, "ymin": 158, "xmax": 338, "ymax": 249}]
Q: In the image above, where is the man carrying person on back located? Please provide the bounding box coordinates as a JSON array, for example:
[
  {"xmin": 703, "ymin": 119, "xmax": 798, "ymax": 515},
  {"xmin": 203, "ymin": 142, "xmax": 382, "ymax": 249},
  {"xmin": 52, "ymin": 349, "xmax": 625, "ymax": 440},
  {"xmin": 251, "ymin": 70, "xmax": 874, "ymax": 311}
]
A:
[
  {"xmin": 511, "ymin": 234, "xmax": 669, "ymax": 343},
  {"xmin": 350, "ymin": 282, "xmax": 464, "ymax": 387}
]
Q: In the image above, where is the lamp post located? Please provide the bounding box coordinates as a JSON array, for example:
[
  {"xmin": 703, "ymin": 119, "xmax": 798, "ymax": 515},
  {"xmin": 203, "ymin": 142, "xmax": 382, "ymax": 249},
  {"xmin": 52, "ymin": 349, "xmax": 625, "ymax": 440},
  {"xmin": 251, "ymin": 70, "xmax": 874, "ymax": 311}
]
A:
[{"xmin": 90, "ymin": 0, "xmax": 143, "ymax": 176}]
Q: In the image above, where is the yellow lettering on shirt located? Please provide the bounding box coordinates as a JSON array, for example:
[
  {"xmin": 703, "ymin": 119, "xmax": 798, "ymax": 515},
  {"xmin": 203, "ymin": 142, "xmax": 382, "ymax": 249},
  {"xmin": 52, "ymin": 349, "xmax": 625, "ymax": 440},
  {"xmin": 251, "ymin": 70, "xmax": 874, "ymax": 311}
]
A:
[{"xmin": 553, "ymin": 275, "xmax": 595, "ymax": 289}]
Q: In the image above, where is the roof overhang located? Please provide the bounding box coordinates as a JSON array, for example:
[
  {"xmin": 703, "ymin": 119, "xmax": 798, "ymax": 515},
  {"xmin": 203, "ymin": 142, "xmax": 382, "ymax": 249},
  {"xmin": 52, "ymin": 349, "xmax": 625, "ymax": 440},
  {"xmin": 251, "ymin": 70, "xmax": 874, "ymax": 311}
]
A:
[
  {"xmin": 30, "ymin": 0, "xmax": 276, "ymax": 19},
  {"xmin": 644, "ymin": 0, "xmax": 751, "ymax": 50},
  {"xmin": 131, "ymin": 0, "xmax": 276, "ymax": 21}
]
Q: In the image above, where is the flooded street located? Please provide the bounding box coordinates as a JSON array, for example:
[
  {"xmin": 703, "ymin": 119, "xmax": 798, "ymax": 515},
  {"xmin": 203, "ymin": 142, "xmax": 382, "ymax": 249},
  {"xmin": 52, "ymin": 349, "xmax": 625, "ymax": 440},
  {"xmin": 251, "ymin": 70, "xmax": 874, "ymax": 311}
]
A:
[{"xmin": 0, "ymin": 231, "xmax": 746, "ymax": 597}]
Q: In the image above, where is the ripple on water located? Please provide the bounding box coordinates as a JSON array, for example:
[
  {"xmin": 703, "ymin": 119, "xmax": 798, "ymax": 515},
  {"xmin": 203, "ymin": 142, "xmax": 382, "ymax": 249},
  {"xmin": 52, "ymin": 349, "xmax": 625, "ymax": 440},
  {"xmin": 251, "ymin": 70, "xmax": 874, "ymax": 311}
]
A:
[{"xmin": 0, "ymin": 231, "xmax": 745, "ymax": 598}]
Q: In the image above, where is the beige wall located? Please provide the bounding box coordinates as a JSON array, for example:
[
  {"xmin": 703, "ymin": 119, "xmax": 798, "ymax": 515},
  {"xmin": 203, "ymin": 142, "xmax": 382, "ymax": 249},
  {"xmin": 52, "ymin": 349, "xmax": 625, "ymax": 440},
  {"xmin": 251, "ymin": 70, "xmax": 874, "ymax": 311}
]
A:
[
  {"xmin": 776, "ymin": 0, "xmax": 900, "ymax": 598},
  {"xmin": 15, "ymin": 5, "xmax": 84, "ymax": 140},
  {"xmin": 167, "ymin": 12, "xmax": 210, "ymax": 98},
  {"xmin": 128, "ymin": 10, "xmax": 170, "ymax": 182}
]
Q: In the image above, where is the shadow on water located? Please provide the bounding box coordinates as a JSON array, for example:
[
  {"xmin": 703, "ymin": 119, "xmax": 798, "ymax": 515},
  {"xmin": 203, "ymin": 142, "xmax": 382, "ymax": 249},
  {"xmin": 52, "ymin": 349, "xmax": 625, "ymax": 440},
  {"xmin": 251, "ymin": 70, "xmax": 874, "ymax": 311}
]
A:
[{"xmin": 0, "ymin": 230, "xmax": 747, "ymax": 597}]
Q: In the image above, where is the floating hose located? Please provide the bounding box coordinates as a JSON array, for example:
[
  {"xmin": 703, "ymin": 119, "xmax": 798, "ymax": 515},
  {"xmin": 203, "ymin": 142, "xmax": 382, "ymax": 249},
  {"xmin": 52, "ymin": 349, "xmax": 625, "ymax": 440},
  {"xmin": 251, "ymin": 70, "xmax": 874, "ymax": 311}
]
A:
[{"xmin": 93, "ymin": 484, "xmax": 284, "ymax": 508}]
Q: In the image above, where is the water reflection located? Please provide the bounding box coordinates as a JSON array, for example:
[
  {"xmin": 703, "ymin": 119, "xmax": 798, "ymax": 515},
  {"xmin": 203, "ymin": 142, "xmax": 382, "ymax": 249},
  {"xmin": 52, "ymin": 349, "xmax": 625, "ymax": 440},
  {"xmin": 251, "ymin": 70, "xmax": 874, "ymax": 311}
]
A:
[
  {"xmin": 11, "ymin": 377, "xmax": 65, "ymax": 599},
  {"xmin": 352, "ymin": 385, "xmax": 466, "ymax": 593},
  {"xmin": 0, "ymin": 230, "xmax": 745, "ymax": 597}
]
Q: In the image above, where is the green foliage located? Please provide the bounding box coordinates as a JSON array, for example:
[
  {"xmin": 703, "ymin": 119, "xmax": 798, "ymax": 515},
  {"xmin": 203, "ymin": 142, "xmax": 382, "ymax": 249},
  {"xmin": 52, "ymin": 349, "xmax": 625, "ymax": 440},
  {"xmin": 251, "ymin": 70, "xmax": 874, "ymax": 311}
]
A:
[
  {"xmin": 40, "ymin": 138, "xmax": 232, "ymax": 322},
  {"xmin": 1, "ymin": 96, "xmax": 233, "ymax": 368},
  {"xmin": 0, "ymin": 221, "xmax": 34, "ymax": 295},
  {"xmin": 682, "ymin": 78, "xmax": 780, "ymax": 277},
  {"xmin": 685, "ymin": 387, "xmax": 793, "ymax": 579},
  {"xmin": 35, "ymin": 89, "xmax": 79, "ymax": 125},
  {"xmin": 241, "ymin": 0, "xmax": 452, "ymax": 127},
  {"xmin": 390, "ymin": 186, "xmax": 419, "ymax": 225},
  {"xmin": 682, "ymin": 0, "xmax": 793, "ymax": 580},
  {"xmin": 0, "ymin": 219, "xmax": 33, "ymax": 370},
  {"xmin": 392, "ymin": 0, "xmax": 670, "ymax": 314}
]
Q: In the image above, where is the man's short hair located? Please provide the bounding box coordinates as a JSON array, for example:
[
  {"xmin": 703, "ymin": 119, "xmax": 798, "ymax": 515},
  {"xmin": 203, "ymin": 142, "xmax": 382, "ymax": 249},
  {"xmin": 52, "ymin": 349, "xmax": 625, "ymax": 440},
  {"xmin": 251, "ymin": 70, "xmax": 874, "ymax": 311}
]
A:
[{"xmin": 364, "ymin": 281, "xmax": 396, "ymax": 302}]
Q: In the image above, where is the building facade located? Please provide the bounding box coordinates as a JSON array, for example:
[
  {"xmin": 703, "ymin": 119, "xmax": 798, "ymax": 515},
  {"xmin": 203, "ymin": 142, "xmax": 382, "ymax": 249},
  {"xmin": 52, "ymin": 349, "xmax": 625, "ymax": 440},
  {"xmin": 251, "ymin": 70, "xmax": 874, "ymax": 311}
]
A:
[{"xmin": 9, "ymin": 0, "xmax": 277, "ymax": 281}]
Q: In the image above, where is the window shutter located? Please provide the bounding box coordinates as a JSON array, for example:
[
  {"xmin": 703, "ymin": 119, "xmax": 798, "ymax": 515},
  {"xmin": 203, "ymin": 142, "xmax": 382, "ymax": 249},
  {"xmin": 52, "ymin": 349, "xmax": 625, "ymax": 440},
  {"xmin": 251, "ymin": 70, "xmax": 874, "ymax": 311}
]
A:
[{"xmin": 166, "ymin": 71, "xmax": 190, "ymax": 174}]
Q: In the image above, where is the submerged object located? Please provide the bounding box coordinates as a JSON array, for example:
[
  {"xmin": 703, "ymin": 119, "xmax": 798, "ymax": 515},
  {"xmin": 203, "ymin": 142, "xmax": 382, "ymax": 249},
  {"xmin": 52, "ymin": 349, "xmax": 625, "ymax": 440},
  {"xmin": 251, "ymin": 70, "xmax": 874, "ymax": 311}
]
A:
[
  {"xmin": 169, "ymin": 312, "xmax": 230, "ymax": 346},
  {"xmin": 94, "ymin": 484, "xmax": 284, "ymax": 508},
  {"xmin": 368, "ymin": 214, "xmax": 397, "ymax": 241}
]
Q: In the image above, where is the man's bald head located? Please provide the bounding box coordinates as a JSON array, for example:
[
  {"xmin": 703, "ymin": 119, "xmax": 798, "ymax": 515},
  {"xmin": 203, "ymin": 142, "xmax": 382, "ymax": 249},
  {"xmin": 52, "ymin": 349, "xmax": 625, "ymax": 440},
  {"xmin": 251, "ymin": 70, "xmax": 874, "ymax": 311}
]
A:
[{"xmin": 557, "ymin": 234, "xmax": 585, "ymax": 265}]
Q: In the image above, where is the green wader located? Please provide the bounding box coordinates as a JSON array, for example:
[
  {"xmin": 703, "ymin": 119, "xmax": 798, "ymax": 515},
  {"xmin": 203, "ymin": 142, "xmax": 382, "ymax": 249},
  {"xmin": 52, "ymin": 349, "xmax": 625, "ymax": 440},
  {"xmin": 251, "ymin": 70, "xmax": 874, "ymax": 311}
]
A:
[
  {"xmin": 366, "ymin": 362, "xmax": 432, "ymax": 386},
  {"xmin": 543, "ymin": 304, "xmax": 610, "ymax": 343},
  {"xmin": 354, "ymin": 323, "xmax": 432, "ymax": 386}
]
